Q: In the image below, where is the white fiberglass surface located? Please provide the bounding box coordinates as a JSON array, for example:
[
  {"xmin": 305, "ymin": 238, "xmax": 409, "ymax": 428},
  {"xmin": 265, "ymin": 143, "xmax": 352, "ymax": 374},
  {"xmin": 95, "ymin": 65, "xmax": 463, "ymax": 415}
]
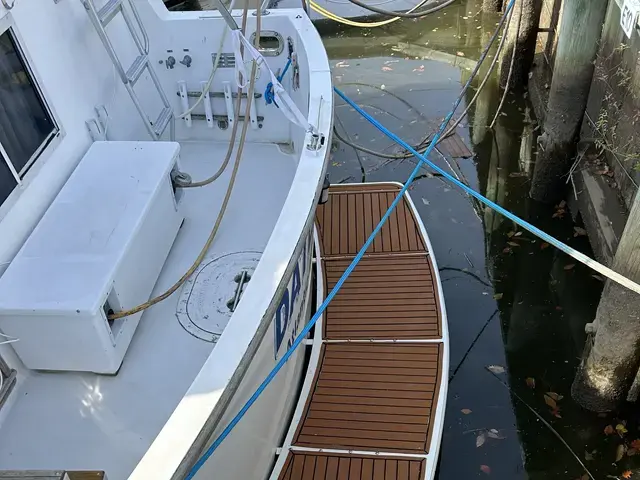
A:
[{"xmin": 0, "ymin": 141, "xmax": 296, "ymax": 479}]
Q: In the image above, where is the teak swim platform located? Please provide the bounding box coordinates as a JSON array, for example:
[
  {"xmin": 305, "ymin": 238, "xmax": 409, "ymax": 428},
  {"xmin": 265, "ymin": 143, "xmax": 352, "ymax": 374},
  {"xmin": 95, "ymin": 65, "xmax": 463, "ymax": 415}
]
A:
[{"xmin": 271, "ymin": 183, "xmax": 449, "ymax": 480}]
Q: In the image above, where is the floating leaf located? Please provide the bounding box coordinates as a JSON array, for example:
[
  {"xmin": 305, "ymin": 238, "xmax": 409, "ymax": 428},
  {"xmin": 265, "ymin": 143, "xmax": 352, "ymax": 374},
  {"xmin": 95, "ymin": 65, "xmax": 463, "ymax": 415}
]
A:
[
  {"xmin": 514, "ymin": 231, "xmax": 523, "ymax": 237},
  {"xmin": 381, "ymin": 66, "xmax": 393, "ymax": 72},
  {"xmin": 544, "ymin": 394, "xmax": 558, "ymax": 409},
  {"xmin": 480, "ymin": 465, "xmax": 491, "ymax": 474},
  {"xmin": 487, "ymin": 365, "xmax": 505, "ymax": 374},
  {"xmin": 507, "ymin": 230, "xmax": 515, "ymax": 238},
  {"xmin": 627, "ymin": 448, "xmax": 637, "ymax": 457},
  {"xmin": 584, "ymin": 450, "xmax": 594, "ymax": 461},
  {"xmin": 461, "ymin": 408, "xmax": 472, "ymax": 415},
  {"xmin": 622, "ymin": 470, "xmax": 633, "ymax": 479},
  {"xmin": 540, "ymin": 242, "xmax": 550, "ymax": 250},
  {"xmin": 493, "ymin": 293, "xmax": 503, "ymax": 300},
  {"xmin": 574, "ymin": 227, "xmax": 588, "ymax": 237},
  {"xmin": 616, "ymin": 444, "xmax": 626, "ymax": 462},
  {"xmin": 421, "ymin": 197, "xmax": 430, "ymax": 205},
  {"xmin": 456, "ymin": 51, "xmax": 465, "ymax": 57},
  {"xmin": 546, "ymin": 392, "xmax": 563, "ymax": 401},
  {"xmin": 525, "ymin": 377, "xmax": 536, "ymax": 388},
  {"xmin": 487, "ymin": 428, "xmax": 507, "ymax": 439},
  {"xmin": 550, "ymin": 407, "xmax": 562, "ymax": 418},
  {"xmin": 604, "ymin": 424, "xmax": 615, "ymax": 435},
  {"xmin": 564, "ymin": 264, "xmax": 576, "ymax": 271},
  {"xmin": 507, "ymin": 241, "xmax": 520, "ymax": 247},
  {"xmin": 630, "ymin": 439, "xmax": 640, "ymax": 450},
  {"xmin": 558, "ymin": 200, "xmax": 567, "ymax": 209},
  {"xmin": 502, "ymin": 247, "xmax": 512, "ymax": 254},
  {"xmin": 476, "ymin": 433, "xmax": 486, "ymax": 447},
  {"xmin": 617, "ymin": 423, "xmax": 629, "ymax": 436}
]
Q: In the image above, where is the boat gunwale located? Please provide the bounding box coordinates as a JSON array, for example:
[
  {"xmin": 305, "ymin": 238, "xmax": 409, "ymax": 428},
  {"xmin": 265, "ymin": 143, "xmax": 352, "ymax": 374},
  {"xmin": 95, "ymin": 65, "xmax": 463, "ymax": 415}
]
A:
[{"xmin": 128, "ymin": 9, "xmax": 333, "ymax": 480}]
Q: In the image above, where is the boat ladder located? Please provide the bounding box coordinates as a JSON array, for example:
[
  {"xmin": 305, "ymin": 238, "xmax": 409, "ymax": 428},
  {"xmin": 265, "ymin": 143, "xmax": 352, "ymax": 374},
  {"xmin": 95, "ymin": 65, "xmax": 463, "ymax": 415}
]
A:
[{"xmin": 81, "ymin": 0, "xmax": 175, "ymax": 141}]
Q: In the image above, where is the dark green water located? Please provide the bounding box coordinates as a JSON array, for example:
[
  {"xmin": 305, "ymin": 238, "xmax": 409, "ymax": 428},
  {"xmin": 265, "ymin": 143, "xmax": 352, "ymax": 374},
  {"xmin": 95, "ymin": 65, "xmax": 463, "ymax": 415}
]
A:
[{"xmin": 318, "ymin": 4, "xmax": 640, "ymax": 479}]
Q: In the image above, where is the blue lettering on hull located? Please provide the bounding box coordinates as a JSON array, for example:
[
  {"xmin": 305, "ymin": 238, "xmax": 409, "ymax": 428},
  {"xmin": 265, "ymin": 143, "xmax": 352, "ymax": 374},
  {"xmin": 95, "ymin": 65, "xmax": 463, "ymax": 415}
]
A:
[{"xmin": 274, "ymin": 233, "xmax": 312, "ymax": 359}]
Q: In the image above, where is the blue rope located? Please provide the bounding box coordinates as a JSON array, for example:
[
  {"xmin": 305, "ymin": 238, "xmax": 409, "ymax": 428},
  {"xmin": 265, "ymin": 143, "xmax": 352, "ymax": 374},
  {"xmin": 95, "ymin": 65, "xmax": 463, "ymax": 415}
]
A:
[
  {"xmin": 265, "ymin": 58, "xmax": 292, "ymax": 107},
  {"xmin": 184, "ymin": 1, "xmax": 514, "ymax": 477}
]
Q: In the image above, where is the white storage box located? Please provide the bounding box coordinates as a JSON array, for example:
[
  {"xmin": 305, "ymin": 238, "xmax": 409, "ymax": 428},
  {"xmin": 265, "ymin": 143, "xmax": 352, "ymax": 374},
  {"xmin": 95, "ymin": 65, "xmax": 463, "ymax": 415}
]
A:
[{"xmin": 0, "ymin": 141, "xmax": 184, "ymax": 373}]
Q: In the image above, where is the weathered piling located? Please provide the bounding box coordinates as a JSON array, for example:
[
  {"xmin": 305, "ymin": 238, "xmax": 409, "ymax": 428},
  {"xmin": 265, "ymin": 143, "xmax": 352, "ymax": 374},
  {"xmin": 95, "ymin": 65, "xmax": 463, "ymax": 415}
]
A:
[
  {"xmin": 498, "ymin": 0, "xmax": 543, "ymax": 89},
  {"xmin": 572, "ymin": 189, "xmax": 640, "ymax": 412},
  {"xmin": 529, "ymin": 0, "xmax": 609, "ymax": 202}
]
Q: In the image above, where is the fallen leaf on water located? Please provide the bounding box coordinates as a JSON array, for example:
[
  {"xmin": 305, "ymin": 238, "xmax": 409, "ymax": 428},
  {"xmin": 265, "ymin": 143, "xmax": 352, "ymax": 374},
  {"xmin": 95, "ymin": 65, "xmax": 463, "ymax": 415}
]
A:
[
  {"xmin": 574, "ymin": 227, "xmax": 588, "ymax": 237},
  {"xmin": 381, "ymin": 66, "xmax": 393, "ymax": 72},
  {"xmin": 507, "ymin": 230, "xmax": 515, "ymax": 238},
  {"xmin": 564, "ymin": 264, "xmax": 576, "ymax": 270},
  {"xmin": 476, "ymin": 433, "xmax": 486, "ymax": 447},
  {"xmin": 421, "ymin": 197, "xmax": 430, "ymax": 205},
  {"xmin": 584, "ymin": 450, "xmax": 594, "ymax": 461},
  {"xmin": 480, "ymin": 465, "xmax": 491, "ymax": 474},
  {"xmin": 630, "ymin": 439, "xmax": 640, "ymax": 450},
  {"xmin": 335, "ymin": 61, "xmax": 349, "ymax": 68},
  {"xmin": 604, "ymin": 424, "xmax": 615, "ymax": 435},
  {"xmin": 525, "ymin": 377, "xmax": 536, "ymax": 388},
  {"xmin": 546, "ymin": 392, "xmax": 563, "ymax": 401},
  {"xmin": 514, "ymin": 231, "xmax": 523, "ymax": 237},
  {"xmin": 617, "ymin": 423, "xmax": 629, "ymax": 436},
  {"xmin": 540, "ymin": 242, "xmax": 550, "ymax": 250},
  {"xmin": 544, "ymin": 394, "xmax": 557, "ymax": 409},
  {"xmin": 550, "ymin": 406, "xmax": 562, "ymax": 418},
  {"xmin": 503, "ymin": 247, "xmax": 512, "ymax": 254},
  {"xmin": 493, "ymin": 293, "xmax": 503, "ymax": 300},
  {"xmin": 507, "ymin": 241, "xmax": 520, "ymax": 247},
  {"xmin": 413, "ymin": 65, "xmax": 425, "ymax": 73},
  {"xmin": 509, "ymin": 171, "xmax": 528, "ymax": 177},
  {"xmin": 558, "ymin": 200, "xmax": 567, "ymax": 209},
  {"xmin": 576, "ymin": 475, "xmax": 588, "ymax": 480},
  {"xmin": 622, "ymin": 470, "xmax": 633, "ymax": 479},
  {"xmin": 461, "ymin": 408, "xmax": 472, "ymax": 415},
  {"xmin": 487, "ymin": 428, "xmax": 507, "ymax": 439},
  {"xmin": 627, "ymin": 448, "xmax": 637, "ymax": 456},
  {"xmin": 487, "ymin": 365, "xmax": 505, "ymax": 374},
  {"xmin": 616, "ymin": 444, "xmax": 626, "ymax": 462}
]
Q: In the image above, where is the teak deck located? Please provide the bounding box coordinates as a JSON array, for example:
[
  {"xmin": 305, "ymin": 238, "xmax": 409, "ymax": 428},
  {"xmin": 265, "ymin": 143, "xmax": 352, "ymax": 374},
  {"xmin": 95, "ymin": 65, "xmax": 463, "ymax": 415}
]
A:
[{"xmin": 273, "ymin": 183, "xmax": 448, "ymax": 480}]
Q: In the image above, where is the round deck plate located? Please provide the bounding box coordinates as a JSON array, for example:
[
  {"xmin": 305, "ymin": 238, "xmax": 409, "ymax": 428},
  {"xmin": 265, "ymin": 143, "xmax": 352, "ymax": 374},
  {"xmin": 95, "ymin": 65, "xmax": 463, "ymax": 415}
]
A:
[{"xmin": 176, "ymin": 251, "xmax": 261, "ymax": 342}]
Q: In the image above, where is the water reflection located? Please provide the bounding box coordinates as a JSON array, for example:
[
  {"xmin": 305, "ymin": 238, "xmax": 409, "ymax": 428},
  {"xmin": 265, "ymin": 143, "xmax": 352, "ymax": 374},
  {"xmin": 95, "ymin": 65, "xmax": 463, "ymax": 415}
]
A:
[{"xmin": 322, "ymin": 9, "xmax": 640, "ymax": 479}]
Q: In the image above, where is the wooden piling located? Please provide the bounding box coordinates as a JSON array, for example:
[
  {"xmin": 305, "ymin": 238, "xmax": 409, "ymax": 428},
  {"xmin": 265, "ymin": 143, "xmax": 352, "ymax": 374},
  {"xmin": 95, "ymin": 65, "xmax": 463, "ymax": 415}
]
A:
[
  {"xmin": 572, "ymin": 188, "xmax": 640, "ymax": 412},
  {"xmin": 498, "ymin": 0, "xmax": 543, "ymax": 89},
  {"xmin": 529, "ymin": 0, "xmax": 609, "ymax": 202}
]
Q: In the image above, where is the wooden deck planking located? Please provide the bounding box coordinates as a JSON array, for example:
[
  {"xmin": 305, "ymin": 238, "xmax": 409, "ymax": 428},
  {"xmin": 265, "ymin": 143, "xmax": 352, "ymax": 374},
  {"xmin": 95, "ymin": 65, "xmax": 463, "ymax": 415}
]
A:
[
  {"xmin": 293, "ymin": 344, "xmax": 442, "ymax": 454},
  {"xmin": 324, "ymin": 256, "xmax": 441, "ymax": 340},
  {"xmin": 279, "ymin": 452, "xmax": 426, "ymax": 480},
  {"xmin": 275, "ymin": 183, "xmax": 445, "ymax": 480},
  {"xmin": 316, "ymin": 185, "xmax": 424, "ymax": 257}
]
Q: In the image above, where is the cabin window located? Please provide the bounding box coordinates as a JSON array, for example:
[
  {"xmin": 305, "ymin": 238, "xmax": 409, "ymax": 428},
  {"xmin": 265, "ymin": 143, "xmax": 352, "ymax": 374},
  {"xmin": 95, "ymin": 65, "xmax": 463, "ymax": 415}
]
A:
[{"xmin": 0, "ymin": 28, "xmax": 57, "ymax": 206}]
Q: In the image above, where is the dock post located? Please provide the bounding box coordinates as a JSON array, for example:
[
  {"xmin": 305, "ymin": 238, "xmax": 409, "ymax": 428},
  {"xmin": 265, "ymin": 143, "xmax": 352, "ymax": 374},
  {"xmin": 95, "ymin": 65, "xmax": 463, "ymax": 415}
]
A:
[
  {"xmin": 529, "ymin": 0, "xmax": 609, "ymax": 202},
  {"xmin": 572, "ymin": 188, "xmax": 640, "ymax": 411},
  {"xmin": 498, "ymin": 0, "xmax": 543, "ymax": 89},
  {"xmin": 482, "ymin": 0, "xmax": 503, "ymax": 12}
]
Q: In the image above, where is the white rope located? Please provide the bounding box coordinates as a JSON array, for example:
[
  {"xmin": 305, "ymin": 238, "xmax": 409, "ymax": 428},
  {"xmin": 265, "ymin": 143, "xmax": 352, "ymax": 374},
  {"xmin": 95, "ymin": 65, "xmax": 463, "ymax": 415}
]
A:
[{"xmin": 231, "ymin": 30, "xmax": 312, "ymax": 132}]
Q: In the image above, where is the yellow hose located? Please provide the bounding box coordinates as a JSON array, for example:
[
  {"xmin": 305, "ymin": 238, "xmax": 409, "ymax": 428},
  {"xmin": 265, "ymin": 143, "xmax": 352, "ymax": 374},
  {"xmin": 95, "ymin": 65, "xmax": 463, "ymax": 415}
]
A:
[{"xmin": 309, "ymin": 0, "xmax": 431, "ymax": 28}]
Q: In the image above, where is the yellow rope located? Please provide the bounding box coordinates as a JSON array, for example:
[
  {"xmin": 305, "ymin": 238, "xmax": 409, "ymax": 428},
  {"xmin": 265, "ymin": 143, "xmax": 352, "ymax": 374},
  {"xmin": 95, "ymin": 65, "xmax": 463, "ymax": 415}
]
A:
[{"xmin": 309, "ymin": 0, "xmax": 431, "ymax": 28}]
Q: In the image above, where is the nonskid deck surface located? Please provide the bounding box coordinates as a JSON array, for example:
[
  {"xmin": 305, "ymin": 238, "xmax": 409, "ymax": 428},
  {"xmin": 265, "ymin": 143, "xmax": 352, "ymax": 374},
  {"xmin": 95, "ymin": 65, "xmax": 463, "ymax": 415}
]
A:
[
  {"xmin": 0, "ymin": 142, "xmax": 296, "ymax": 479},
  {"xmin": 277, "ymin": 183, "xmax": 446, "ymax": 480}
]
